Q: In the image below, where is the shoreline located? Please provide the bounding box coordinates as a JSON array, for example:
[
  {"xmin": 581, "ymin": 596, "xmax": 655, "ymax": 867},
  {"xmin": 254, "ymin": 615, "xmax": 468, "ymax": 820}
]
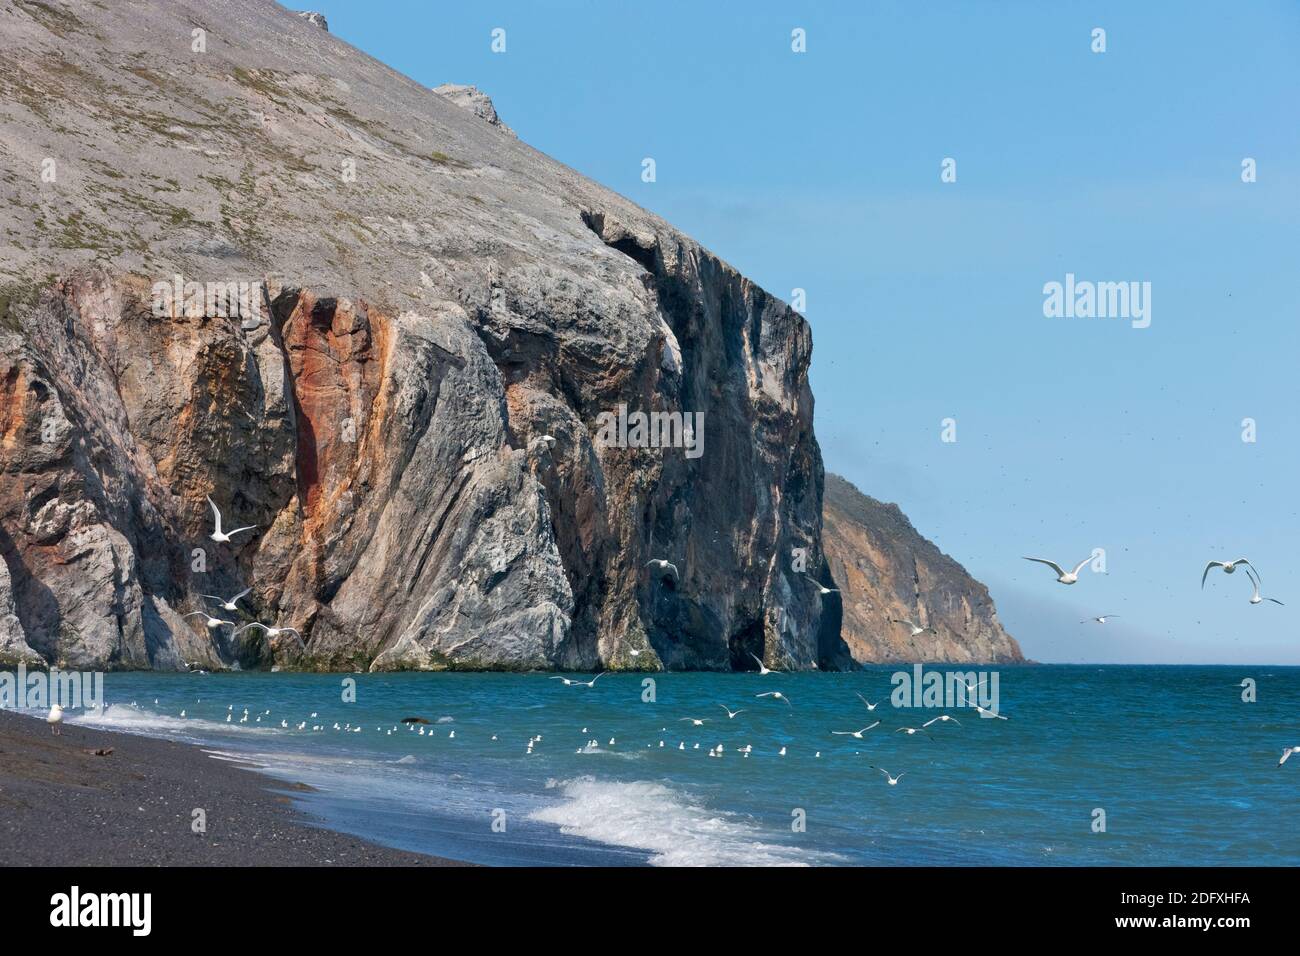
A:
[{"xmin": 0, "ymin": 709, "xmax": 468, "ymax": 867}]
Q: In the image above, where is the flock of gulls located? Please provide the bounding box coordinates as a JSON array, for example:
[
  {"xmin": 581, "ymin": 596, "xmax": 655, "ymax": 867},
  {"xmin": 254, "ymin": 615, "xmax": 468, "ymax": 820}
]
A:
[{"xmin": 178, "ymin": 498, "xmax": 305, "ymax": 657}]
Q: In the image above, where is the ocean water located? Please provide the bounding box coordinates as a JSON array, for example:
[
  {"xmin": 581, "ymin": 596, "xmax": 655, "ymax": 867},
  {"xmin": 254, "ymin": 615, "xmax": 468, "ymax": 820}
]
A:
[{"xmin": 38, "ymin": 665, "xmax": 1300, "ymax": 866}]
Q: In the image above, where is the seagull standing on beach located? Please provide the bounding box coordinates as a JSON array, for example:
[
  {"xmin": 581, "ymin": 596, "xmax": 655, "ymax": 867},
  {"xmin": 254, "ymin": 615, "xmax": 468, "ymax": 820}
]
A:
[
  {"xmin": 206, "ymin": 496, "xmax": 258, "ymax": 544},
  {"xmin": 1201, "ymin": 558, "xmax": 1258, "ymax": 589},
  {"xmin": 47, "ymin": 704, "xmax": 63, "ymax": 735},
  {"xmin": 1022, "ymin": 555, "xmax": 1092, "ymax": 585}
]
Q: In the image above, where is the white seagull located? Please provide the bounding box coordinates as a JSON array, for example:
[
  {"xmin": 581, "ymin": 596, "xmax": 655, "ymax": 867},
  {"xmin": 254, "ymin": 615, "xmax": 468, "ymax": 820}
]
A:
[
  {"xmin": 831, "ymin": 721, "xmax": 880, "ymax": 738},
  {"xmin": 47, "ymin": 703, "xmax": 63, "ymax": 735},
  {"xmin": 891, "ymin": 618, "xmax": 935, "ymax": 637},
  {"xmin": 235, "ymin": 622, "xmax": 304, "ymax": 648},
  {"xmin": 1201, "ymin": 558, "xmax": 1257, "ymax": 589},
  {"xmin": 1022, "ymin": 555, "xmax": 1092, "ymax": 585},
  {"xmin": 206, "ymin": 496, "xmax": 257, "ymax": 544},
  {"xmin": 645, "ymin": 559, "xmax": 680, "ymax": 582},
  {"xmin": 973, "ymin": 704, "xmax": 1008, "ymax": 720},
  {"xmin": 802, "ymin": 574, "xmax": 839, "ymax": 596},
  {"xmin": 1279, "ymin": 746, "xmax": 1300, "ymax": 767},
  {"xmin": 871, "ymin": 766, "xmax": 905, "ymax": 786},
  {"xmin": 755, "ymin": 691, "xmax": 792, "ymax": 708},
  {"xmin": 749, "ymin": 652, "xmax": 781, "ymax": 675},
  {"xmin": 922, "ymin": 714, "xmax": 961, "ymax": 728},
  {"xmin": 1248, "ymin": 577, "xmax": 1284, "ymax": 606},
  {"xmin": 856, "ymin": 693, "xmax": 879, "ymax": 711},
  {"xmin": 1081, "ymin": 614, "xmax": 1120, "ymax": 624},
  {"xmin": 183, "ymin": 611, "xmax": 235, "ymax": 630},
  {"xmin": 719, "ymin": 705, "xmax": 745, "ymax": 719},
  {"xmin": 549, "ymin": 672, "xmax": 604, "ymax": 688},
  {"xmin": 202, "ymin": 587, "xmax": 252, "ymax": 613},
  {"xmin": 679, "ymin": 717, "xmax": 709, "ymax": 726}
]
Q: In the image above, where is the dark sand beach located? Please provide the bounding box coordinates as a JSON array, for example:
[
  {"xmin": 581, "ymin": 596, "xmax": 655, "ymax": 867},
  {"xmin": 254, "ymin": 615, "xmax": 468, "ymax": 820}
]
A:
[{"xmin": 0, "ymin": 710, "xmax": 465, "ymax": 866}]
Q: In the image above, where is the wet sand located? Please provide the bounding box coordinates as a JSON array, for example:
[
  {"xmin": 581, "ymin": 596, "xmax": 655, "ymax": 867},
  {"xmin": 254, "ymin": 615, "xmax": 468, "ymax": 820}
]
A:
[{"xmin": 0, "ymin": 709, "xmax": 466, "ymax": 866}]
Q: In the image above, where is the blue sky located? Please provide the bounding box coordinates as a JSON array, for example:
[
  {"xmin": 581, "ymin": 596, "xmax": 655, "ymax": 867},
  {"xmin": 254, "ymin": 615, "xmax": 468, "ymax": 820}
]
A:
[{"xmin": 317, "ymin": 1, "xmax": 1300, "ymax": 663}]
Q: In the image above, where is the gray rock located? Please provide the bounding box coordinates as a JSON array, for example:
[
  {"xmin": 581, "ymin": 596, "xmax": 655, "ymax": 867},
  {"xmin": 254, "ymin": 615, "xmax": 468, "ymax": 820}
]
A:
[
  {"xmin": 0, "ymin": 0, "xmax": 846, "ymax": 672},
  {"xmin": 295, "ymin": 11, "xmax": 328, "ymax": 32},
  {"xmin": 431, "ymin": 84, "xmax": 515, "ymax": 136}
]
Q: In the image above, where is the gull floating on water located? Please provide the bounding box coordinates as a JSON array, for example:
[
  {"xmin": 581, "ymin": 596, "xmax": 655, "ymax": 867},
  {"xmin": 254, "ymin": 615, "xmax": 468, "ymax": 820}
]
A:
[
  {"xmin": 1023, "ymin": 555, "xmax": 1092, "ymax": 585},
  {"xmin": 202, "ymin": 587, "xmax": 252, "ymax": 613},
  {"xmin": 1202, "ymin": 558, "xmax": 1258, "ymax": 589},
  {"xmin": 756, "ymin": 691, "xmax": 792, "ymax": 708},
  {"xmin": 206, "ymin": 496, "xmax": 257, "ymax": 544},
  {"xmin": 831, "ymin": 721, "xmax": 880, "ymax": 738}
]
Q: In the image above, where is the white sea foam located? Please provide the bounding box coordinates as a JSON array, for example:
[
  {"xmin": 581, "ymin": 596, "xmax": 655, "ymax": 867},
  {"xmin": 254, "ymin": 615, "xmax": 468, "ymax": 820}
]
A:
[
  {"xmin": 529, "ymin": 776, "xmax": 842, "ymax": 867},
  {"xmin": 69, "ymin": 704, "xmax": 272, "ymax": 737}
]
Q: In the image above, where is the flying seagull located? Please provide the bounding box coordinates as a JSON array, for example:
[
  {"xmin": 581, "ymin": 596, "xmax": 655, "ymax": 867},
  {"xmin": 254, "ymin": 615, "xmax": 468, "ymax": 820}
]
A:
[
  {"xmin": 183, "ymin": 611, "xmax": 235, "ymax": 630},
  {"xmin": 856, "ymin": 693, "xmax": 879, "ymax": 712},
  {"xmin": 719, "ymin": 705, "xmax": 745, "ymax": 719},
  {"xmin": 749, "ymin": 652, "xmax": 781, "ymax": 675},
  {"xmin": 1279, "ymin": 747, "xmax": 1300, "ymax": 767},
  {"xmin": 1022, "ymin": 555, "xmax": 1092, "ymax": 585},
  {"xmin": 206, "ymin": 496, "xmax": 257, "ymax": 544},
  {"xmin": 235, "ymin": 622, "xmax": 305, "ymax": 648},
  {"xmin": 895, "ymin": 726, "xmax": 932, "ymax": 739},
  {"xmin": 891, "ymin": 618, "xmax": 936, "ymax": 637},
  {"xmin": 550, "ymin": 672, "xmax": 605, "ymax": 688},
  {"xmin": 1201, "ymin": 558, "xmax": 1258, "ymax": 589},
  {"xmin": 802, "ymin": 574, "xmax": 840, "ymax": 596},
  {"xmin": 645, "ymin": 559, "xmax": 680, "ymax": 582},
  {"xmin": 871, "ymin": 766, "xmax": 905, "ymax": 786},
  {"xmin": 202, "ymin": 587, "xmax": 252, "ymax": 613},
  {"xmin": 756, "ymin": 691, "xmax": 792, "ymax": 708},
  {"xmin": 1081, "ymin": 614, "xmax": 1119, "ymax": 624},
  {"xmin": 680, "ymin": 717, "xmax": 709, "ymax": 726},
  {"xmin": 973, "ymin": 704, "xmax": 1008, "ymax": 720},
  {"xmin": 922, "ymin": 714, "xmax": 961, "ymax": 728},
  {"xmin": 1248, "ymin": 577, "xmax": 1284, "ymax": 606},
  {"xmin": 831, "ymin": 721, "xmax": 880, "ymax": 738}
]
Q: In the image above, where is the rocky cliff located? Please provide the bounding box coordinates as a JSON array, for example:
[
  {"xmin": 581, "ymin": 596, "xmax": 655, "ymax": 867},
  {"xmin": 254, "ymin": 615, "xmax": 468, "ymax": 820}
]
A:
[
  {"xmin": 822, "ymin": 474, "xmax": 1023, "ymax": 663},
  {"xmin": 0, "ymin": 0, "xmax": 848, "ymax": 672}
]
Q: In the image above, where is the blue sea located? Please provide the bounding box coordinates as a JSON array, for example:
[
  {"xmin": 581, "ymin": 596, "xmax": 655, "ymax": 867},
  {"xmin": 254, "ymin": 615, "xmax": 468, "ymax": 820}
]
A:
[{"xmin": 43, "ymin": 665, "xmax": 1300, "ymax": 866}]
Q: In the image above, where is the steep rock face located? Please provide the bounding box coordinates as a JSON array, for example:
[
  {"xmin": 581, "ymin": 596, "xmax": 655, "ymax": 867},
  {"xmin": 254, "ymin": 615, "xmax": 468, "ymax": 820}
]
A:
[
  {"xmin": 0, "ymin": 0, "xmax": 846, "ymax": 672},
  {"xmin": 822, "ymin": 474, "xmax": 1023, "ymax": 664}
]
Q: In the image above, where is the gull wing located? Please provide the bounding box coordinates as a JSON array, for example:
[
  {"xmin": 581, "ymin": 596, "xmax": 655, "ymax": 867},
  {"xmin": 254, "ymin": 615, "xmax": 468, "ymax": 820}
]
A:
[{"xmin": 1023, "ymin": 557, "xmax": 1066, "ymax": 577}]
